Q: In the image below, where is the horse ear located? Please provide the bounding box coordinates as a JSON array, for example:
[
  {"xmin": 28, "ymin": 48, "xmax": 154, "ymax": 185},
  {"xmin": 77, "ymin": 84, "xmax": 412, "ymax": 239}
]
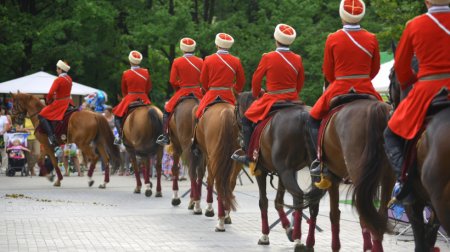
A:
[{"xmin": 391, "ymin": 41, "xmax": 397, "ymax": 56}]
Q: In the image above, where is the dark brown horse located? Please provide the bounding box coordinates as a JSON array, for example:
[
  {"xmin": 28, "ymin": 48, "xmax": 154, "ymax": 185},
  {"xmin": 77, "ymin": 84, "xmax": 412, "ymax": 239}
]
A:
[
  {"xmin": 166, "ymin": 97, "xmax": 202, "ymax": 207},
  {"xmin": 122, "ymin": 105, "xmax": 163, "ymax": 197},
  {"xmin": 11, "ymin": 92, "xmax": 120, "ymax": 187},
  {"xmin": 236, "ymin": 92, "xmax": 324, "ymax": 250},
  {"xmin": 320, "ymin": 96, "xmax": 394, "ymax": 251},
  {"xmin": 190, "ymin": 102, "xmax": 242, "ymax": 232},
  {"xmin": 389, "ymin": 65, "xmax": 449, "ymax": 251}
]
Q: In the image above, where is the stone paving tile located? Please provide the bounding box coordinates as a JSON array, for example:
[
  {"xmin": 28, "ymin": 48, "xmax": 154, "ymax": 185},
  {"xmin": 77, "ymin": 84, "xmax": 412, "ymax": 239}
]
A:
[{"xmin": 0, "ymin": 169, "xmax": 449, "ymax": 252}]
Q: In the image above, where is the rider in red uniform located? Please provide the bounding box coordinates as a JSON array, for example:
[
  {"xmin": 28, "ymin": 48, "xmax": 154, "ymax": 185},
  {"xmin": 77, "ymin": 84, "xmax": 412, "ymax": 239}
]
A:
[
  {"xmin": 113, "ymin": 50, "xmax": 152, "ymax": 145},
  {"xmin": 384, "ymin": 0, "xmax": 450, "ymax": 201},
  {"xmin": 195, "ymin": 33, "xmax": 245, "ymax": 119},
  {"xmin": 156, "ymin": 38, "xmax": 204, "ymax": 145},
  {"xmin": 308, "ymin": 0, "xmax": 382, "ymax": 186},
  {"xmin": 231, "ymin": 24, "xmax": 305, "ymax": 165},
  {"xmin": 38, "ymin": 60, "xmax": 74, "ymax": 148}
]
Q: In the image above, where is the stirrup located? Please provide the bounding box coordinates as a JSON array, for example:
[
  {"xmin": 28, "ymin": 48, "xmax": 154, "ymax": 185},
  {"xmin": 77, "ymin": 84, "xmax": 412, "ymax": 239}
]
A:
[
  {"xmin": 314, "ymin": 174, "xmax": 332, "ymax": 189},
  {"xmin": 231, "ymin": 149, "xmax": 249, "ymax": 166},
  {"xmin": 156, "ymin": 134, "xmax": 170, "ymax": 145},
  {"xmin": 114, "ymin": 138, "xmax": 122, "ymax": 145}
]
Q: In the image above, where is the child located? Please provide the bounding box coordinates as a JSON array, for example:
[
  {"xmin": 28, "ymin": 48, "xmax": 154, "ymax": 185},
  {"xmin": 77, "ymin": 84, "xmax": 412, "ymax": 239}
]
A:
[{"xmin": 7, "ymin": 138, "xmax": 30, "ymax": 159}]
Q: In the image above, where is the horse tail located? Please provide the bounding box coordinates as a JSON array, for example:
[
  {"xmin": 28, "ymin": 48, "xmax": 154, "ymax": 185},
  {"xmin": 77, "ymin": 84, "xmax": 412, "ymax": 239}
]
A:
[
  {"xmin": 352, "ymin": 102, "xmax": 390, "ymax": 236},
  {"xmin": 148, "ymin": 106, "xmax": 163, "ymax": 153},
  {"xmin": 95, "ymin": 114, "xmax": 121, "ymax": 168},
  {"xmin": 215, "ymin": 108, "xmax": 238, "ymax": 211}
]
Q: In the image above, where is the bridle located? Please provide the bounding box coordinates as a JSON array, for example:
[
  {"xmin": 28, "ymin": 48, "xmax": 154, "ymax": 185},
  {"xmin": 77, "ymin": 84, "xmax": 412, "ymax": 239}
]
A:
[{"xmin": 11, "ymin": 97, "xmax": 37, "ymax": 125}]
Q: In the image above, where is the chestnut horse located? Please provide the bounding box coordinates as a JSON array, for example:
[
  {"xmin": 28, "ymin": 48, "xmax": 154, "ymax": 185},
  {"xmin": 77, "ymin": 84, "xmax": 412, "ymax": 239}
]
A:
[
  {"xmin": 389, "ymin": 64, "xmax": 450, "ymax": 251},
  {"xmin": 320, "ymin": 97, "xmax": 394, "ymax": 251},
  {"xmin": 236, "ymin": 92, "xmax": 325, "ymax": 250},
  {"xmin": 166, "ymin": 97, "xmax": 203, "ymax": 207},
  {"xmin": 122, "ymin": 105, "xmax": 163, "ymax": 197},
  {"xmin": 190, "ymin": 102, "xmax": 242, "ymax": 232},
  {"xmin": 11, "ymin": 92, "xmax": 120, "ymax": 187}
]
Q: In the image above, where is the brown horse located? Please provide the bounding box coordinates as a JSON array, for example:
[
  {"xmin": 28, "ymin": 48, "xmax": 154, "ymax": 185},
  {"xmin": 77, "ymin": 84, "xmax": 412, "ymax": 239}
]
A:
[
  {"xmin": 389, "ymin": 63, "xmax": 450, "ymax": 251},
  {"xmin": 236, "ymin": 92, "xmax": 325, "ymax": 250},
  {"xmin": 11, "ymin": 92, "xmax": 120, "ymax": 187},
  {"xmin": 166, "ymin": 97, "xmax": 204, "ymax": 208},
  {"xmin": 320, "ymin": 97, "xmax": 394, "ymax": 251},
  {"xmin": 190, "ymin": 102, "xmax": 242, "ymax": 232},
  {"xmin": 122, "ymin": 105, "xmax": 163, "ymax": 197}
]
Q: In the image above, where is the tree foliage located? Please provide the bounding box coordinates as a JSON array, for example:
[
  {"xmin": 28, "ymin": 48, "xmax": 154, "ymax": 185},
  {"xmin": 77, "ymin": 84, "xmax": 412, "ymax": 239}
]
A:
[{"xmin": 0, "ymin": 0, "xmax": 425, "ymax": 107}]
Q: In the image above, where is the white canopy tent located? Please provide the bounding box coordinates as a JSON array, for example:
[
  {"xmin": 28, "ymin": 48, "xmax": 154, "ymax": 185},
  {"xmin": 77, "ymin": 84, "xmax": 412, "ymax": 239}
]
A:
[
  {"xmin": 372, "ymin": 59, "xmax": 394, "ymax": 94},
  {"xmin": 0, "ymin": 71, "xmax": 102, "ymax": 95}
]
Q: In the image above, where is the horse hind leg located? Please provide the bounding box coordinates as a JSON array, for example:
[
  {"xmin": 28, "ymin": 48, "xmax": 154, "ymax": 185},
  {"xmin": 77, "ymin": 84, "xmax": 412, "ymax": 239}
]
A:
[
  {"xmin": 96, "ymin": 145, "xmax": 110, "ymax": 189},
  {"xmin": 155, "ymin": 148, "xmax": 163, "ymax": 197},
  {"xmin": 79, "ymin": 145, "xmax": 98, "ymax": 187},
  {"xmin": 306, "ymin": 202, "xmax": 319, "ymax": 250},
  {"xmin": 256, "ymin": 173, "xmax": 270, "ymax": 245},
  {"xmin": 130, "ymin": 153, "xmax": 141, "ymax": 193},
  {"xmin": 204, "ymin": 173, "xmax": 215, "ymax": 218},
  {"xmin": 328, "ymin": 182, "xmax": 341, "ymax": 252},
  {"xmin": 171, "ymin": 153, "xmax": 181, "ymax": 206},
  {"xmin": 142, "ymin": 157, "xmax": 153, "ymax": 197},
  {"xmin": 274, "ymin": 178, "xmax": 293, "ymax": 242}
]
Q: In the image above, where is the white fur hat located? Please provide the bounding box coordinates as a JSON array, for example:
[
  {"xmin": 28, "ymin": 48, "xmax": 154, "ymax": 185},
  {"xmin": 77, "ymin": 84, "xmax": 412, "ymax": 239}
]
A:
[
  {"xmin": 339, "ymin": 0, "xmax": 366, "ymax": 24},
  {"xmin": 429, "ymin": 0, "xmax": 450, "ymax": 5},
  {"xmin": 180, "ymin": 38, "xmax": 196, "ymax": 52},
  {"xmin": 128, "ymin": 50, "xmax": 143, "ymax": 65},
  {"xmin": 274, "ymin": 24, "xmax": 296, "ymax": 45},
  {"xmin": 56, "ymin": 60, "xmax": 70, "ymax": 72},
  {"xmin": 215, "ymin": 33, "xmax": 234, "ymax": 49}
]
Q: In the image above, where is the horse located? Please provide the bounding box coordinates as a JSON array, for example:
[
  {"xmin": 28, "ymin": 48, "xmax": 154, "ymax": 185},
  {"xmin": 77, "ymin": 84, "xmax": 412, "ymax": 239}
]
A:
[
  {"xmin": 11, "ymin": 92, "xmax": 120, "ymax": 188},
  {"xmin": 236, "ymin": 92, "xmax": 325, "ymax": 250},
  {"xmin": 166, "ymin": 97, "xmax": 202, "ymax": 207},
  {"xmin": 189, "ymin": 102, "xmax": 242, "ymax": 232},
  {"xmin": 318, "ymin": 93, "xmax": 394, "ymax": 251},
  {"xmin": 388, "ymin": 61, "xmax": 450, "ymax": 251},
  {"xmin": 122, "ymin": 105, "xmax": 163, "ymax": 198}
]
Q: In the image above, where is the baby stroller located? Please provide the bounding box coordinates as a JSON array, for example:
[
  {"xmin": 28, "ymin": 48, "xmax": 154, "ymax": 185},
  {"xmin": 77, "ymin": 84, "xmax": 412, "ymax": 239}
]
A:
[{"xmin": 5, "ymin": 133, "xmax": 29, "ymax": 177}]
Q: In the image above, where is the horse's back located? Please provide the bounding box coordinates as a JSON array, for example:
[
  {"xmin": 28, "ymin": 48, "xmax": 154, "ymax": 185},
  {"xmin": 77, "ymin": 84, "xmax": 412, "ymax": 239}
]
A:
[
  {"xmin": 260, "ymin": 105, "xmax": 311, "ymax": 169},
  {"xmin": 68, "ymin": 110, "xmax": 99, "ymax": 143}
]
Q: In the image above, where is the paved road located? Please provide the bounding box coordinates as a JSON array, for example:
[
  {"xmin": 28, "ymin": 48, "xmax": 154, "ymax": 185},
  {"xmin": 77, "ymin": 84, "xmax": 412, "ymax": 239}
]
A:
[{"xmin": 0, "ymin": 168, "xmax": 448, "ymax": 252}]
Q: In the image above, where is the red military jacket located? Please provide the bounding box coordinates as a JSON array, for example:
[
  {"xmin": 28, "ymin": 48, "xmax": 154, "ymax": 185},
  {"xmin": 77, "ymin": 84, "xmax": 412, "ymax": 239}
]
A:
[
  {"xmin": 39, "ymin": 73, "xmax": 73, "ymax": 121},
  {"xmin": 113, "ymin": 67, "xmax": 152, "ymax": 117},
  {"xmin": 195, "ymin": 50, "xmax": 245, "ymax": 118},
  {"xmin": 245, "ymin": 48, "xmax": 305, "ymax": 123},
  {"xmin": 310, "ymin": 25, "xmax": 382, "ymax": 120},
  {"xmin": 389, "ymin": 6, "xmax": 450, "ymax": 140},
  {"xmin": 165, "ymin": 54, "xmax": 204, "ymax": 112}
]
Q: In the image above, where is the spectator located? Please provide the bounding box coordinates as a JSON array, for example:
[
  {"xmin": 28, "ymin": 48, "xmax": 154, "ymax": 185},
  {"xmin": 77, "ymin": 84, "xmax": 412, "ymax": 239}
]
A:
[
  {"xmin": 14, "ymin": 118, "xmax": 39, "ymax": 176},
  {"xmin": 0, "ymin": 106, "xmax": 11, "ymax": 172},
  {"xmin": 63, "ymin": 143, "xmax": 82, "ymax": 176}
]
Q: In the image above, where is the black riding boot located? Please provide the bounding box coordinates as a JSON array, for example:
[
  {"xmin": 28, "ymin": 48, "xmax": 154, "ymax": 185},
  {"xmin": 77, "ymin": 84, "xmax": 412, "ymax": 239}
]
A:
[
  {"xmin": 231, "ymin": 117, "xmax": 253, "ymax": 165},
  {"xmin": 308, "ymin": 115, "xmax": 322, "ymax": 176},
  {"xmin": 38, "ymin": 115, "xmax": 58, "ymax": 148},
  {"xmin": 114, "ymin": 116, "xmax": 123, "ymax": 145},
  {"xmin": 156, "ymin": 111, "xmax": 171, "ymax": 145},
  {"xmin": 384, "ymin": 127, "xmax": 405, "ymax": 179}
]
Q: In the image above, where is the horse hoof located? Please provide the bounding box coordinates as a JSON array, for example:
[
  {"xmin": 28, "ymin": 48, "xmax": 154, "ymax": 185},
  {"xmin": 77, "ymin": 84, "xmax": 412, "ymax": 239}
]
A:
[
  {"xmin": 205, "ymin": 209, "xmax": 215, "ymax": 217},
  {"xmin": 98, "ymin": 184, "xmax": 106, "ymax": 189},
  {"xmin": 258, "ymin": 239, "xmax": 270, "ymax": 245},
  {"xmin": 224, "ymin": 216, "xmax": 232, "ymax": 224},
  {"xmin": 47, "ymin": 175, "xmax": 55, "ymax": 182},
  {"xmin": 155, "ymin": 191, "xmax": 162, "ymax": 197},
  {"xmin": 286, "ymin": 227, "xmax": 294, "ymax": 242},
  {"xmin": 193, "ymin": 209, "xmax": 202, "ymax": 215},
  {"xmin": 188, "ymin": 201, "xmax": 195, "ymax": 210},
  {"xmin": 215, "ymin": 227, "xmax": 225, "ymax": 232},
  {"xmin": 294, "ymin": 243, "xmax": 307, "ymax": 252},
  {"xmin": 134, "ymin": 188, "xmax": 141, "ymax": 194},
  {"xmin": 88, "ymin": 180, "xmax": 94, "ymax": 187},
  {"xmin": 145, "ymin": 189, "xmax": 152, "ymax": 197},
  {"xmin": 53, "ymin": 181, "xmax": 61, "ymax": 187},
  {"xmin": 171, "ymin": 198, "xmax": 181, "ymax": 206}
]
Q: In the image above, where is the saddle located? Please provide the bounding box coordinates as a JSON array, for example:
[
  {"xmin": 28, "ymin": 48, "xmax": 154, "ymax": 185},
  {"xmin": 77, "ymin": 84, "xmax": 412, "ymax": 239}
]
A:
[
  {"xmin": 317, "ymin": 88, "xmax": 376, "ymax": 162},
  {"xmin": 201, "ymin": 96, "xmax": 227, "ymax": 116},
  {"xmin": 36, "ymin": 106, "xmax": 78, "ymax": 144},
  {"xmin": 247, "ymin": 101, "xmax": 304, "ymax": 172},
  {"xmin": 122, "ymin": 100, "xmax": 148, "ymax": 127}
]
